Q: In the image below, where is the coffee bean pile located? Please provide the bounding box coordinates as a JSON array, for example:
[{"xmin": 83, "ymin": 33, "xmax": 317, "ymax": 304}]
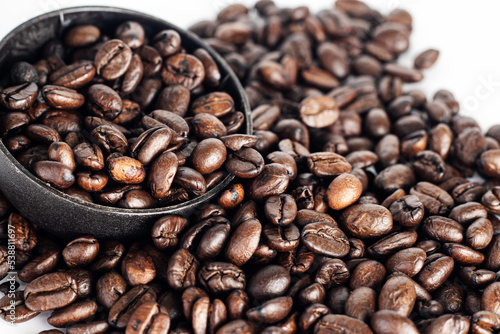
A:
[
  {"xmin": 2, "ymin": 0, "xmax": 500, "ymax": 333},
  {"xmin": 0, "ymin": 20, "xmax": 247, "ymax": 208}
]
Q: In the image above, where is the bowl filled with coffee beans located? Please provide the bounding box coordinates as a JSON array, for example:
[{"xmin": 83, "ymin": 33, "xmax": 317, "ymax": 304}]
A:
[{"xmin": 0, "ymin": 6, "xmax": 251, "ymax": 239}]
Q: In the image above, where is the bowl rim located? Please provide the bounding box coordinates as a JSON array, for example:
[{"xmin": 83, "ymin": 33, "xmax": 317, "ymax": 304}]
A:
[{"xmin": 0, "ymin": 5, "xmax": 252, "ymax": 215}]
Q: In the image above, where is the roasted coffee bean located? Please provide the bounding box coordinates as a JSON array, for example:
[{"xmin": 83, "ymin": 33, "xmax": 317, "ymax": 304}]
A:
[
  {"xmin": 327, "ymin": 173, "xmax": 363, "ymax": 210},
  {"xmin": 367, "ymin": 231, "xmax": 418, "ymax": 257},
  {"xmin": 108, "ymin": 156, "xmax": 145, "ymax": 184},
  {"xmin": 1, "ymin": 82, "xmax": 38, "ymax": 110},
  {"xmin": 307, "ymin": 152, "xmax": 352, "ymax": 177},
  {"xmin": 64, "ymin": 25, "xmax": 100, "ymax": 47},
  {"xmin": 375, "ymin": 164, "xmax": 415, "ymax": 192},
  {"xmin": 24, "ymin": 272, "xmax": 77, "ymax": 312},
  {"xmin": 18, "ymin": 249, "xmax": 59, "ymax": 283},
  {"xmin": 389, "ymin": 195, "xmax": 424, "ymax": 227},
  {"xmin": 8, "ymin": 213, "xmax": 37, "ymax": 252},
  {"xmin": 148, "ymin": 151, "xmax": 179, "ymax": 199},
  {"xmin": 226, "ymin": 148, "xmax": 264, "ymax": 178},
  {"xmin": 218, "ymin": 183, "xmax": 244, "ymax": 209},
  {"xmin": 47, "ymin": 300, "xmax": 98, "ymax": 328},
  {"xmin": 121, "ymin": 248, "xmax": 156, "ymax": 286},
  {"xmin": 198, "ymin": 262, "xmax": 246, "ymax": 294},
  {"xmin": 247, "ymin": 265, "xmax": 290, "ymax": 301},
  {"xmin": 263, "ymin": 223, "xmax": 300, "ymax": 252},
  {"xmin": 410, "ymin": 181, "xmax": 454, "ymax": 215},
  {"xmin": 26, "ymin": 124, "xmax": 62, "ymax": 144},
  {"xmin": 108, "ymin": 285, "xmax": 157, "ymax": 328},
  {"xmin": 417, "ymin": 254, "xmax": 454, "ymax": 292},
  {"xmin": 151, "ymin": 215, "xmax": 188, "ymax": 251},
  {"xmin": 94, "ymin": 39, "xmax": 133, "ymax": 81},
  {"xmin": 378, "ymin": 276, "xmax": 416, "ymax": 317},
  {"xmin": 340, "ymin": 204, "xmax": 393, "ymax": 239},
  {"xmin": 166, "ymin": 249, "xmax": 200, "ymax": 290},
  {"xmin": 62, "ymin": 235, "xmax": 99, "ymax": 268},
  {"xmin": 225, "ymin": 218, "xmax": 261, "ymax": 266},
  {"xmin": 125, "ymin": 302, "xmax": 171, "ymax": 334},
  {"xmin": 73, "ymin": 142, "xmax": 105, "ymax": 171},
  {"xmin": 191, "ymin": 138, "xmax": 227, "ymax": 175},
  {"xmin": 314, "ymin": 314, "xmax": 373, "ymax": 334},
  {"xmin": 264, "ymin": 194, "xmax": 297, "ymax": 226},
  {"xmin": 248, "ymin": 163, "xmax": 290, "ymax": 200},
  {"xmin": 42, "ymin": 85, "xmax": 85, "ymax": 110},
  {"xmin": 422, "ymin": 216, "xmax": 463, "ymax": 243},
  {"xmin": 49, "ymin": 62, "xmax": 95, "ymax": 89},
  {"xmin": 386, "ymin": 247, "xmax": 426, "ymax": 277},
  {"xmin": 87, "ymin": 84, "xmax": 123, "ymax": 120},
  {"xmin": 371, "ymin": 310, "xmax": 419, "ymax": 334},
  {"xmin": 33, "ymin": 160, "xmax": 75, "ymax": 189},
  {"xmin": 301, "ymin": 222, "xmax": 350, "ymax": 257},
  {"xmin": 97, "ymin": 271, "xmax": 127, "ymax": 309},
  {"xmin": 349, "ymin": 259, "xmax": 386, "ymax": 290},
  {"xmin": 481, "ymin": 282, "xmax": 500, "ymax": 315}
]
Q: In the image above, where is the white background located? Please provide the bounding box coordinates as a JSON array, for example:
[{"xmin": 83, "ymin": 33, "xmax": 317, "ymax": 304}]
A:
[{"xmin": 1, "ymin": 0, "xmax": 500, "ymax": 332}]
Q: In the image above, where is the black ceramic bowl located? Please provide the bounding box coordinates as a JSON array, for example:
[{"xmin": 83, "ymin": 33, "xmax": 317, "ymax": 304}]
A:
[{"xmin": 0, "ymin": 7, "xmax": 251, "ymax": 240}]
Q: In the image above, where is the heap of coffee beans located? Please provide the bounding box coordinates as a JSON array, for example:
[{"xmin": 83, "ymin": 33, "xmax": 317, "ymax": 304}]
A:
[
  {"xmin": 2, "ymin": 0, "xmax": 500, "ymax": 333},
  {"xmin": 0, "ymin": 20, "xmax": 248, "ymax": 208}
]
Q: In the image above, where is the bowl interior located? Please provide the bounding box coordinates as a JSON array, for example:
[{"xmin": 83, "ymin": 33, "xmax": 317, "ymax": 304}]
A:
[{"xmin": 0, "ymin": 7, "xmax": 251, "ymax": 239}]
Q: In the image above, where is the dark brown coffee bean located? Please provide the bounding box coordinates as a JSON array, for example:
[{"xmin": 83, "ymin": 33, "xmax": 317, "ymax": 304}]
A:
[
  {"xmin": 47, "ymin": 300, "xmax": 97, "ymax": 328},
  {"xmin": 378, "ymin": 276, "xmax": 416, "ymax": 317},
  {"xmin": 417, "ymin": 254, "xmax": 454, "ymax": 292},
  {"xmin": 167, "ymin": 249, "xmax": 200, "ymax": 290},
  {"xmin": 414, "ymin": 49, "xmax": 439, "ymax": 69},
  {"xmin": 375, "ymin": 164, "xmax": 416, "ymax": 192},
  {"xmin": 42, "ymin": 85, "xmax": 85, "ymax": 110},
  {"xmin": 340, "ymin": 204, "xmax": 393, "ymax": 239},
  {"xmin": 248, "ymin": 163, "xmax": 290, "ymax": 200},
  {"xmin": 386, "ymin": 247, "xmax": 426, "ymax": 277},
  {"xmin": 264, "ymin": 194, "xmax": 297, "ymax": 226},
  {"xmin": 410, "ymin": 181, "xmax": 454, "ymax": 215},
  {"xmin": 192, "ymin": 92, "xmax": 234, "ymax": 118},
  {"xmin": 481, "ymin": 282, "xmax": 500, "ymax": 315},
  {"xmin": 216, "ymin": 319, "xmax": 259, "ymax": 334},
  {"xmin": 367, "ymin": 231, "xmax": 418, "ymax": 258},
  {"xmin": 18, "ymin": 249, "xmax": 59, "ymax": 283},
  {"xmin": 94, "ymin": 39, "xmax": 133, "ymax": 81},
  {"xmin": 64, "ymin": 25, "xmax": 100, "ymax": 47},
  {"xmin": 151, "ymin": 215, "xmax": 188, "ymax": 251},
  {"xmin": 66, "ymin": 321, "xmax": 109, "ymax": 334},
  {"xmin": 87, "ymin": 84, "xmax": 123, "ymax": 120},
  {"xmin": 162, "ymin": 53, "xmax": 205, "ymax": 90},
  {"xmin": 307, "ymin": 152, "xmax": 351, "ymax": 177},
  {"xmin": 389, "ymin": 195, "xmax": 424, "ymax": 228},
  {"xmin": 466, "ymin": 218, "xmax": 494, "ymax": 250},
  {"xmin": 125, "ymin": 302, "xmax": 171, "ymax": 334},
  {"xmin": 49, "ymin": 62, "xmax": 96, "ymax": 89},
  {"xmin": 173, "ymin": 166, "xmax": 207, "ymax": 196},
  {"xmin": 314, "ymin": 314, "xmax": 373, "ymax": 334},
  {"xmin": 73, "ymin": 142, "xmax": 105, "ymax": 171},
  {"xmin": 301, "ymin": 222, "xmax": 350, "ymax": 257},
  {"xmin": 263, "ymin": 223, "xmax": 300, "ymax": 252},
  {"xmin": 199, "ymin": 262, "xmax": 246, "ymax": 295},
  {"xmin": 108, "ymin": 285, "xmax": 157, "ymax": 329},
  {"xmin": 190, "ymin": 138, "xmax": 227, "ymax": 175},
  {"xmin": 24, "ymin": 272, "xmax": 77, "ymax": 312},
  {"xmin": 33, "ymin": 160, "xmax": 75, "ymax": 189},
  {"xmin": 26, "ymin": 124, "xmax": 62, "ymax": 144},
  {"xmin": 1, "ymin": 82, "xmax": 38, "ymax": 110},
  {"xmin": 62, "ymin": 235, "xmax": 99, "ymax": 268},
  {"xmin": 97, "ymin": 271, "xmax": 127, "ymax": 309},
  {"xmin": 327, "ymin": 173, "xmax": 363, "ymax": 210},
  {"xmin": 422, "ymin": 216, "xmax": 464, "ymax": 243},
  {"xmin": 350, "ymin": 259, "xmax": 386, "ymax": 290},
  {"xmin": 371, "ymin": 310, "xmax": 419, "ymax": 334},
  {"xmin": 121, "ymin": 248, "xmax": 156, "ymax": 285},
  {"xmin": 9, "ymin": 213, "xmax": 37, "ymax": 252},
  {"xmin": 299, "ymin": 96, "xmax": 339, "ymax": 128},
  {"xmin": 224, "ymin": 218, "xmax": 261, "ymax": 266}
]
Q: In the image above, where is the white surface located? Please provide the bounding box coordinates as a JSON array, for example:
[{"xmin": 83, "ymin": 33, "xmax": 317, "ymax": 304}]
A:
[{"xmin": 1, "ymin": 0, "xmax": 500, "ymax": 332}]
